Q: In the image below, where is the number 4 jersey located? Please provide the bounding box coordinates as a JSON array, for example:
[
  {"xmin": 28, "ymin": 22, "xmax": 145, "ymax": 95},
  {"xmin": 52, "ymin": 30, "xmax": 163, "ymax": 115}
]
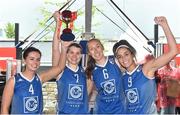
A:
[{"xmin": 11, "ymin": 72, "xmax": 43, "ymax": 114}]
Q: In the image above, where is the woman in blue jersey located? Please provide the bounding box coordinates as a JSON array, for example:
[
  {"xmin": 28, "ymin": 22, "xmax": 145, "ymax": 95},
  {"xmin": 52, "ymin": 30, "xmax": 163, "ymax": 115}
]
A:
[
  {"xmin": 85, "ymin": 38, "xmax": 126, "ymax": 114},
  {"xmin": 1, "ymin": 44, "xmax": 69, "ymax": 114},
  {"xmin": 113, "ymin": 16, "xmax": 179, "ymax": 114},
  {"xmin": 52, "ymin": 11, "xmax": 88, "ymax": 114}
]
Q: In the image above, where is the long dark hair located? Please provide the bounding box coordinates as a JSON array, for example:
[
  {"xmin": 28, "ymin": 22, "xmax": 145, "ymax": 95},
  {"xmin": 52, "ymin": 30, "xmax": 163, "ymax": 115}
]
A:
[
  {"xmin": 85, "ymin": 55, "xmax": 96, "ymax": 79},
  {"xmin": 85, "ymin": 38, "xmax": 104, "ymax": 79}
]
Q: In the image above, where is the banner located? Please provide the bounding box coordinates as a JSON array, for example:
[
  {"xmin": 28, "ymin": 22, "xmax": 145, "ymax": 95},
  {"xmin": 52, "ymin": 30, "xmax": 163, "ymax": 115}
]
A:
[
  {"xmin": 163, "ymin": 44, "xmax": 180, "ymax": 68},
  {"xmin": 0, "ymin": 47, "xmax": 16, "ymax": 71}
]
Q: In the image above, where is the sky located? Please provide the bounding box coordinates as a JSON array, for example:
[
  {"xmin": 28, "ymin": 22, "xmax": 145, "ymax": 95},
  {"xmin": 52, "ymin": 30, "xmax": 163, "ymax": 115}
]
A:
[
  {"xmin": 0, "ymin": 0, "xmax": 180, "ymax": 38},
  {"xmin": 0, "ymin": 0, "xmax": 180, "ymax": 39},
  {"xmin": 0, "ymin": 0, "xmax": 43, "ymax": 38},
  {"xmin": 94, "ymin": 0, "xmax": 180, "ymax": 38}
]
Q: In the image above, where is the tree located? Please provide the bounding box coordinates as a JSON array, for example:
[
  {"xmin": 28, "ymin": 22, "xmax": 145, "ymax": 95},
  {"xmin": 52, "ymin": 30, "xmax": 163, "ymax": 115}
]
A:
[{"xmin": 4, "ymin": 22, "xmax": 15, "ymax": 39}]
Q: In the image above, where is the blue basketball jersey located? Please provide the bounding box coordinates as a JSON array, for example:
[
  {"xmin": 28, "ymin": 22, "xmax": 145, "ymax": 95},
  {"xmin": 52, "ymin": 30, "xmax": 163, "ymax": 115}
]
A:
[
  {"xmin": 11, "ymin": 72, "xmax": 43, "ymax": 114},
  {"xmin": 122, "ymin": 65, "xmax": 157, "ymax": 114},
  {"xmin": 56, "ymin": 65, "xmax": 88, "ymax": 114},
  {"xmin": 92, "ymin": 56, "xmax": 126, "ymax": 114}
]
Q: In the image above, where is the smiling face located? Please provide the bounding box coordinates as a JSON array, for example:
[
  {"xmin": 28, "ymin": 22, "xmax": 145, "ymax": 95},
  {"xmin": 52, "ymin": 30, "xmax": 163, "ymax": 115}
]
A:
[
  {"xmin": 116, "ymin": 47, "xmax": 136, "ymax": 72},
  {"xmin": 67, "ymin": 45, "xmax": 82, "ymax": 66},
  {"xmin": 87, "ymin": 39, "xmax": 104, "ymax": 62},
  {"xmin": 24, "ymin": 51, "xmax": 41, "ymax": 72}
]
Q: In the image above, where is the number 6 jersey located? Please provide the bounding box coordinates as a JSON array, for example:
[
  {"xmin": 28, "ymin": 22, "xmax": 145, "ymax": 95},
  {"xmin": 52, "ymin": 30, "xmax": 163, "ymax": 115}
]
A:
[{"xmin": 92, "ymin": 56, "xmax": 126, "ymax": 114}]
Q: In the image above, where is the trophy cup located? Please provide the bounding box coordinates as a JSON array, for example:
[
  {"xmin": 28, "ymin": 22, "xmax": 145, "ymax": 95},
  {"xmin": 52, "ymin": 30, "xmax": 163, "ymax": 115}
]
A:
[{"xmin": 60, "ymin": 10, "xmax": 75, "ymax": 41}]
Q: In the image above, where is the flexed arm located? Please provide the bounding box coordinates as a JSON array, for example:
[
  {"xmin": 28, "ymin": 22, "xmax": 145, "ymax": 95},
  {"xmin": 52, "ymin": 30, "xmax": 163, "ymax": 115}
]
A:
[
  {"xmin": 155, "ymin": 16, "xmax": 178, "ymax": 54},
  {"xmin": 144, "ymin": 16, "xmax": 179, "ymax": 77}
]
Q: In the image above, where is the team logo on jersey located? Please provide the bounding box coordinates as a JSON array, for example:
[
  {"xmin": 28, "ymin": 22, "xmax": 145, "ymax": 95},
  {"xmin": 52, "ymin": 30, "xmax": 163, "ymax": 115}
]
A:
[
  {"xmin": 125, "ymin": 88, "xmax": 139, "ymax": 104},
  {"xmin": 94, "ymin": 67, "xmax": 98, "ymax": 70},
  {"xmin": 68, "ymin": 84, "xmax": 83, "ymax": 100},
  {"xmin": 17, "ymin": 78, "xmax": 24, "ymax": 82},
  {"xmin": 36, "ymin": 77, "xmax": 39, "ymax": 81},
  {"xmin": 137, "ymin": 68, "xmax": 141, "ymax": 72},
  {"xmin": 122, "ymin": 72, "xmax": 126, "ymax": 76},
  {"xmin": 80, "ymin": 68, "xmax": 85, "ymax": 73},
  {"xmin": 101, "ymin": 79, "xmax": 116, "ymax": 95},
  {"xmin": 24, "ymin": 96, "xmax": 38, "ymax": 113},
  {"xmin": 109, "ymin": 58, "xmax": 115, "ymax": 64}
]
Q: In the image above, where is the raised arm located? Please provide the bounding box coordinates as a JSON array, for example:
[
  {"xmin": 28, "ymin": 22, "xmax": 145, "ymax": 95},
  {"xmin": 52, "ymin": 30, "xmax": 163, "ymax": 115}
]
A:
[
  {"xmin": 52, "ymin": 11, "xmax": 61, "ymax": 66},
  {"xmin": 1, "ymin": 77, "xmax": 14, "ymax": 114},
  {"xmin": 145, "ymin": 16, "xmax": 179, "ymax": 76},
  {"xmin": 40, "ymin": 40, "xmax": 71, "ymax": 83},
  {"xmin": 40, "ymin": 11, "xmax": 72, "ymax": 82}
]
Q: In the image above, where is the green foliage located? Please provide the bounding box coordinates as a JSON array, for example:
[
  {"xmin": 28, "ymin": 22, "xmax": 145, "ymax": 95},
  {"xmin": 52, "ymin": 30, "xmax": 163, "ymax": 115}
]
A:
[
  {"xmin": 37, "ymin": 0, "xmax": 101, "ymax": 40},
  {"xmin": 37, "ymin": 1, "xmax": 68, "ymax": 40},
  {"xmin": 4, "ymin": 22, "xmax": 15, "ymax": 38}
]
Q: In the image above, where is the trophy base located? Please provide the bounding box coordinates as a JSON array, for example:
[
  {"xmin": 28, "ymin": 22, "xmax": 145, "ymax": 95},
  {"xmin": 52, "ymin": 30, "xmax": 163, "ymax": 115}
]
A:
[{"xmin": 60, "ymin": 33, "xmax": 75, "ymax": 41}]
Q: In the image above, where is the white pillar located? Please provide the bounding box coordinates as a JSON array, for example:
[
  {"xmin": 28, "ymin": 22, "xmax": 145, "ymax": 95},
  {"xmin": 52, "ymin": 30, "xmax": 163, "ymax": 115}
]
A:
[
  {"xmin": 16, "ymin": 59, "xmax": 22, "ymax": 73},
  {"xmin": 6, "ymin": 59, "xmax": 12, "ymax": 81}
]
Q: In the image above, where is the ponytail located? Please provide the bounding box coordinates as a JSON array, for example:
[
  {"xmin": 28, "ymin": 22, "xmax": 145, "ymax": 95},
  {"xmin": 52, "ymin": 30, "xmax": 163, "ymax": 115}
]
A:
[{"xmin": 85, "ymin": 55, "xmax": 96, "ymax": 80}]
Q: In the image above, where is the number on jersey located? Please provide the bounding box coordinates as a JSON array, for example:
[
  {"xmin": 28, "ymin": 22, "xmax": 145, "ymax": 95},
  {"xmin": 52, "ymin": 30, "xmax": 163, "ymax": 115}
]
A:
[
  {"xmin": 74, "ymin": 74, "xmax": 79, "ymax": 83},
  {"xmin": 128, "ymin": 77, "xmax": 132, "ymax": 87},
  {"xmin": 29, "ymin": 84, "xmax": 34, "ymax": 95},
  {"xmin": 103, "ymin": 69, "xmax": 109, "ymax": 79}
]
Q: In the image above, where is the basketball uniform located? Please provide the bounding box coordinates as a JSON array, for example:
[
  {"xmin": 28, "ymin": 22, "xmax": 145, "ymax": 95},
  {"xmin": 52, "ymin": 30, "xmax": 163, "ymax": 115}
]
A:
[
  {"xmin": 11, "ymin": 72, "xmax": 43, "ymax": 114},
  {"xmin": 122, "ymin": 65, "xmax": 157, "ymax": 114},
  {"xmin": 92, "ymin": 56, "xmax": 126, "ymax": 114},
  {"xmin": 56, "ymin": 65, "xmax": 88, "ymax": 114}
]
